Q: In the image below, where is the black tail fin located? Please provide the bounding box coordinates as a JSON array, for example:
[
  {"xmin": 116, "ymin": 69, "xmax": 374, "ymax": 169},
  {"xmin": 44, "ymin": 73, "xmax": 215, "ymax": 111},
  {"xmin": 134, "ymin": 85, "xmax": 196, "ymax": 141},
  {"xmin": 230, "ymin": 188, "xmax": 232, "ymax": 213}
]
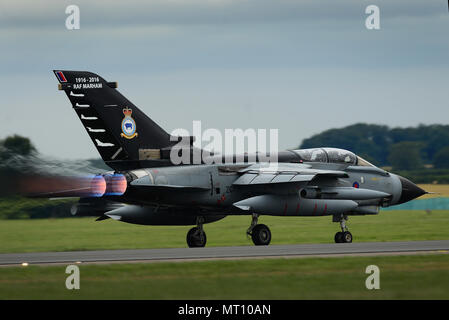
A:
[{"xmin": 53, "ymin": 70, "xmax": 173, "ymax": 171}]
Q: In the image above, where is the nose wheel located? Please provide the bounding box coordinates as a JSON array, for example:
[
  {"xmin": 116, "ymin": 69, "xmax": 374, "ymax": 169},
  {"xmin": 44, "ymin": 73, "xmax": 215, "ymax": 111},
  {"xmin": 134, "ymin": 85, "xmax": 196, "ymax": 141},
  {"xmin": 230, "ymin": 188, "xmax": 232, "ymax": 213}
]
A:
[
  {"xmin": 334, "ymin": 231, "xmax": 352, "ymax": 243},
  {"xmin": 247, "ymin": 213, "xmax": 271, "ymax": 246},
  {"xmin": 186, "ymin": 217, "xmax": 207, "ymax": 248},
  {"xmin": 333, "ymin": 214, "xmax": 352, "ymax": 243}
]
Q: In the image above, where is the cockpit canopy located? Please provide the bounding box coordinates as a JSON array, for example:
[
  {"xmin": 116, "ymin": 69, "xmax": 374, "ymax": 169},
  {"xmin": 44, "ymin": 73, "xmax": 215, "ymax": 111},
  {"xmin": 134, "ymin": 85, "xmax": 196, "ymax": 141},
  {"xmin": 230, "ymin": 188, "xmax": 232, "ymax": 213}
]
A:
[{"xmin": 292, "ymin": 148, "xmax": 374, "ymax": 167}]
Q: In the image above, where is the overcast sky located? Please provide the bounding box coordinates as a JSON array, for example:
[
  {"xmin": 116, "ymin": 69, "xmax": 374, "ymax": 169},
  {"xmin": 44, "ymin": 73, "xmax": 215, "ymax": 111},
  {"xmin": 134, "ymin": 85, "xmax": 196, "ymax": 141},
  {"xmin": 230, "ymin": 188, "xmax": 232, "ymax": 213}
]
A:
[{"xmin": 1, "ymin": 0, "xmax": 448, "ymax": 159}]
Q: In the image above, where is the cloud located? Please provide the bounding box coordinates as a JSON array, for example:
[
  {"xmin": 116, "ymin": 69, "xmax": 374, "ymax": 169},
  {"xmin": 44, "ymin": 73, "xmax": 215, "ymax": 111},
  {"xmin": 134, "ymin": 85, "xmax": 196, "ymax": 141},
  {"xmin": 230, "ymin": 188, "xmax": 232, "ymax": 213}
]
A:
[
  {"xmin": 0, "ymin": 0, "xmax": 446, "ymax": 30},
  {"xmin": 0, "ymin": 0, "xmax": 448, "ymax": 159}
]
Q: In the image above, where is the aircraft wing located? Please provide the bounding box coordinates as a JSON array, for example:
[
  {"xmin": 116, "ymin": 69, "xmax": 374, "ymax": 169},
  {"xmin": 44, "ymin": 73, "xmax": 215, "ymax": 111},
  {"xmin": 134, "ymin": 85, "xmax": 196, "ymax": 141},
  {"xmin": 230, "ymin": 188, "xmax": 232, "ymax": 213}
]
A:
[
  {"xmin": 129, "ymin": 176, "xmax": 210, "ymax": 192},
  {"xmin": 233, "ymin": 163, "xmax": 348, "ymax": 186}
]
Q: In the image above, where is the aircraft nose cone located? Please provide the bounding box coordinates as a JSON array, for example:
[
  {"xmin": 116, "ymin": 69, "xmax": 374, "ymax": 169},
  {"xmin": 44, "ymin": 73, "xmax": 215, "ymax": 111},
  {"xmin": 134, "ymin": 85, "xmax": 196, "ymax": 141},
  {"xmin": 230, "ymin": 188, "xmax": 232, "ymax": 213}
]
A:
[{"xmin": 397, "ymin": 176, "xmax": 426, "ymax": 204}]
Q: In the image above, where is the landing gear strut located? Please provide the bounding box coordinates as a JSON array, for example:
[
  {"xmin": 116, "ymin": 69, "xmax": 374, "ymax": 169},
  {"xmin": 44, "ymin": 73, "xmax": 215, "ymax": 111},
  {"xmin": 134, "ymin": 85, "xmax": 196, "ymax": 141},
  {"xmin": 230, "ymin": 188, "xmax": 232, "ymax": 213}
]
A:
[
  {"xmin": 247, "ymin": 213, "xmax": 271, "ymax": 246},
  {"xmin": 186, "ymin": 217, "xmax": 207, "ymax": 248},
  {"xmin": 333, "ymin": 214, "xmax": 352, "ymax": 243}
]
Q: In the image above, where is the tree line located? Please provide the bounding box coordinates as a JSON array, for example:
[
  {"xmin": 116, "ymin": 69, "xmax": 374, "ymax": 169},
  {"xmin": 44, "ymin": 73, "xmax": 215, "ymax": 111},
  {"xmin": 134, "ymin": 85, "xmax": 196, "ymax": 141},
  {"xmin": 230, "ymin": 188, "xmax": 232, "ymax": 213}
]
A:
[{"xmin": 300, "ymin": 123, "xmax": 449, "ymax": 171}]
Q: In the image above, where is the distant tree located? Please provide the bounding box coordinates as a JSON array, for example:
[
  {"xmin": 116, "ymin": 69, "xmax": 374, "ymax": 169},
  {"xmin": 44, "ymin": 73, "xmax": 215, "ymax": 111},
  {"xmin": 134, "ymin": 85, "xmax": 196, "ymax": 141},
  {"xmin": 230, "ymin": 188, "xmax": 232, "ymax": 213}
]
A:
[
  {"xmin": 300, "ymin": 123, "xmax": 391, "ymax": 166},
  {"xmin": 0, "ymin": 135, "xmax": 36, "ymax": 159},
  {"xmin": 433, "ymin": 146, "xmax": 449, "ymax": 169},
  {"xmin": 300, "ymin": 123, "xmax": 449, "ymax": 166},
  {"xmin": 388, "ymin": 142, "xmax": 424, "ymax": 171}
]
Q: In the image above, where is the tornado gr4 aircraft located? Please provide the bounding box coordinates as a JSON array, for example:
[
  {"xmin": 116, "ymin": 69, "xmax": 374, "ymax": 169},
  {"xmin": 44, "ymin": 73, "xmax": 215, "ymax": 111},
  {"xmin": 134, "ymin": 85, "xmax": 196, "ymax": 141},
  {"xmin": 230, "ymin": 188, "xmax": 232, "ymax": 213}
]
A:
[{"xmin": 48, "ymin": 70, "xmax": 427, "ymax": 247}]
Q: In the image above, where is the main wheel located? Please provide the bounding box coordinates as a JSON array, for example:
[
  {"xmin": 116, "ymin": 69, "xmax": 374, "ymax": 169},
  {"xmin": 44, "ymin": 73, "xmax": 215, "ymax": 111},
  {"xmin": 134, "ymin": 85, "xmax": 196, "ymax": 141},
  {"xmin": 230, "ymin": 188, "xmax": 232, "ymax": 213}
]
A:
[
  {"xmin": 186, "ymin": 227, "xmax": 207, "ymax": 248},
  {"xmin": 251, "ymin": 224, "xmax": 271, "ymax": 246},
  {"xmin": 334, "ymin": 232, "xmax": 344, "ymax": 243},
  {"xmin": 342, "ymin": 231, "xmax": 352, "ymax": 243}
]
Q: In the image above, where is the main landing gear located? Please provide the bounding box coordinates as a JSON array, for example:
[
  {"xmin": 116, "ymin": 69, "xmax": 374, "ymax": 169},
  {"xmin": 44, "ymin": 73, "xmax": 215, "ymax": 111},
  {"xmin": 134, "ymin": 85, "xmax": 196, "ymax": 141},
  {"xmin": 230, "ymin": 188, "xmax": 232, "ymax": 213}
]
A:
[
  {"xmin": 186, "ymin": 214, "xmax": 352, "ymax": 247},
  {"xmin": 186, "ymin": 214, "xmax": 272, "ymax": 248},
  {"xmin": 333, "ymin": 214, "xmax": 352, "ymax": 243},
  {"xmin": 186, "ymin": 217, "xmax": 207, "ymax": 248},
  {"xmin": 247, "ymin": 213, "xmax": 271, "ymax": 246}
]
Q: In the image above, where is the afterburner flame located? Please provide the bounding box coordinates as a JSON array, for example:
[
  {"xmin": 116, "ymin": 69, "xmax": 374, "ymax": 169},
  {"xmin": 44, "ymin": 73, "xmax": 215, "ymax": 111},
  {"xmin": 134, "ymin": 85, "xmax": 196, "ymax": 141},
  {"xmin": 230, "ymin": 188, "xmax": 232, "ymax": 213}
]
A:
[
  {"xmin": 16, "ymin": 174, "xmax": 107, "ymax": 198},
  {"xmin": 90, "ymin": 175, "xmax": 107, "ymax": 197},
  {"xmin": 104, "ymin": 174, "xmax": 127, "ymax": 196}
]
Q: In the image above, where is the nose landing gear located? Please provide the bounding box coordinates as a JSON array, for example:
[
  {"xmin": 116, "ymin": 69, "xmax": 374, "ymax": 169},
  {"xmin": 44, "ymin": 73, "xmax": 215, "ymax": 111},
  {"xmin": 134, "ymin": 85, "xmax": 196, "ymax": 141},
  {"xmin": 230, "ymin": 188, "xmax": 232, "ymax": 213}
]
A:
[
  {"xmin": 333, "ymin": 214, "xmax": 353, "ymax": 243},
  {"xmin": 186, "ymin": 217, "xmax": 207, "ymax": 248}
]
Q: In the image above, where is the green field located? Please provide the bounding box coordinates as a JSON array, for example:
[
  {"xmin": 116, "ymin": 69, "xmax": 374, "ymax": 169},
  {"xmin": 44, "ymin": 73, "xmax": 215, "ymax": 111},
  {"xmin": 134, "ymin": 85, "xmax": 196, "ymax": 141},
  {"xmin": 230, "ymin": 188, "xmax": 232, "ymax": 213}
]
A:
[
  {"xmin": 1, "ymin": 210, "xmax": 448, "ymax": 300},
  {"xmin": 1, "ymin": 254, "xmax": 448, "ymax": 299},
  {"xmin": 0, "ymin": 210, "xmax": 449, "ymax": 253}
]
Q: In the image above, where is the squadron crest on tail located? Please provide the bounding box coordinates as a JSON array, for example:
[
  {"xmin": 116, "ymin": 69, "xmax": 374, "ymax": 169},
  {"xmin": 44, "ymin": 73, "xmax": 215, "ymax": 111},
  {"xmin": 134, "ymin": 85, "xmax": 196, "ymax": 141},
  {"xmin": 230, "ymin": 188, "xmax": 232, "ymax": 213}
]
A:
[{"xmin": 120, "ymin": 107, "xmax": 138, "ymax": 139}]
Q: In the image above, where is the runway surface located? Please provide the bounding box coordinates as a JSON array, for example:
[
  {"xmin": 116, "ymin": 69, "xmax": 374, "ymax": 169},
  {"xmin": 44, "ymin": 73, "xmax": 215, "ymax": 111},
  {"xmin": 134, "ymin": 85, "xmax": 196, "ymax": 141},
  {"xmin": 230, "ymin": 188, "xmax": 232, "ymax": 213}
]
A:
[{"xmin": 1, "ymin": 240, "xmax": 448, "ymax": 266}]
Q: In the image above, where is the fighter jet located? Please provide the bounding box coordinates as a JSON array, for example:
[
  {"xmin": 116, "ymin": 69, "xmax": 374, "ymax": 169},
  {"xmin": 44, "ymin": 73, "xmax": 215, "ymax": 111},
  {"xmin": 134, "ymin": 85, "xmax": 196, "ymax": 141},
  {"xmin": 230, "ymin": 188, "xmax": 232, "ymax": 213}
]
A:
[{"xmin": 46, "ymin": 70, "xmax": 426, "ymax": 247}]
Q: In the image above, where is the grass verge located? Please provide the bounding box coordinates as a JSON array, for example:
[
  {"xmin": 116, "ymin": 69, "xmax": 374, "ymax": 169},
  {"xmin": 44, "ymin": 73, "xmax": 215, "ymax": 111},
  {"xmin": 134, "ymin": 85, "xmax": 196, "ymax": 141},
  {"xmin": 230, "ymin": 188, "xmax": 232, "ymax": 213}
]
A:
[
  {"xmin": 0, "ymin": 210, "xmax": 448, "ymax": 253},
  {"xmin": 1, "ymin": 254, "xmax": 448, "ymax": 299}
]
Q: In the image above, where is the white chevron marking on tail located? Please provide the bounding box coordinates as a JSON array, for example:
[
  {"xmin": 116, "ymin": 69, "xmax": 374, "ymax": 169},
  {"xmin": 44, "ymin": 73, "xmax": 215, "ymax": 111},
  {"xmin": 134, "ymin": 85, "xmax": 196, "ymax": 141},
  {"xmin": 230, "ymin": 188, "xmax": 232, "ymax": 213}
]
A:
[
  {"xmin": 95, "ymin": 139, "xmax": 114, "ymax": 147},
  {"xmin": 81, "ymin": 115, "xmax": 98, "ymax": 120},
  {"xmin": 86, "ymin": 127, "xmax": 106, "ymax": 133},
  {"xmin": 70, "ymin": 91, "xmax": 84, "ymax": 97}
]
